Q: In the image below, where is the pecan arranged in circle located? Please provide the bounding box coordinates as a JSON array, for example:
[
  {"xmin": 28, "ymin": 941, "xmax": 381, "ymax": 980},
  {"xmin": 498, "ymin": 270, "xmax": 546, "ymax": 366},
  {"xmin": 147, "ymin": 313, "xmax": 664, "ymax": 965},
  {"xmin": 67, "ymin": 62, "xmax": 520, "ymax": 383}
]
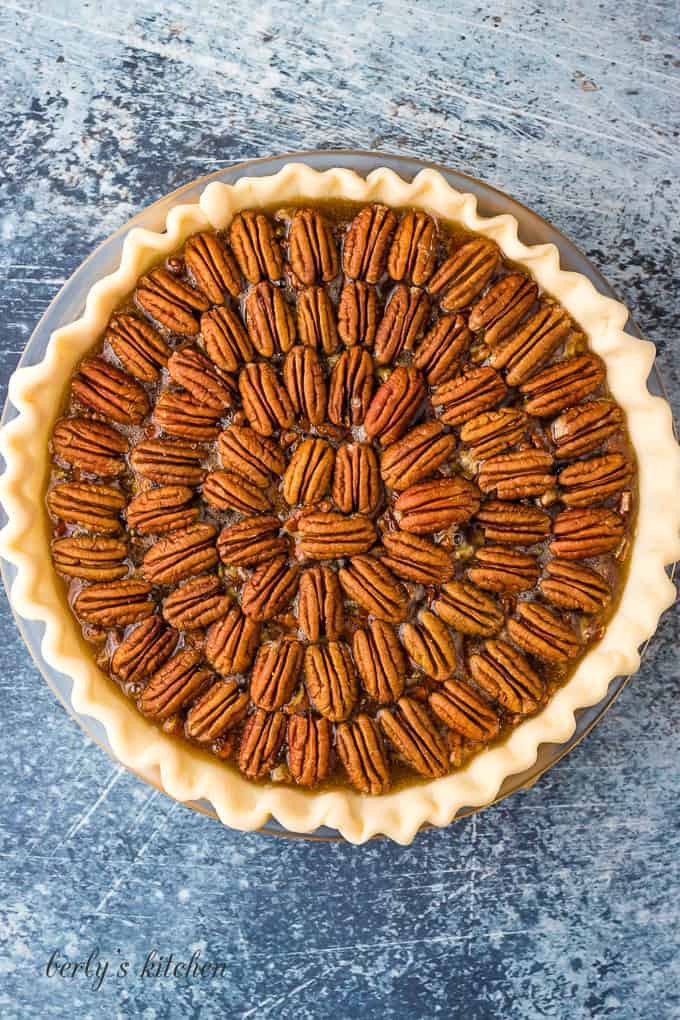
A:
[
  {"xmin": 162, "ymin": 575, "xmax": 232, "ymax": 630},
  {"xmin": 381, "ymin": 421, "xmax": 456, "ymax": 491},
  {"xmin": 185, "ymin": 680, "xmax": 249, "ymax": 742},
  {"xmin": 139, "ymin": 650, "xmax": 213, "ymax": 721},
  {"xmin": 328, "ymin": 347, "xmax": 374, "ymax": 427},
  {"xmin": 298, "ymin": 565, "xmax": 344, "ymax": 642},
  {"xmin": 52, "ymin": 534, "xmax": 128, "ymax": 581},
  {"xmin": 184, "ymin": 232, "xmax": 241, "ymax": 303},
  {"xmin": 229, "ymin": 210, "xmax": 283, "ymax": 283},
  {"xmin": 218, "ymin": 515, "xmax": 288, "ymax": 567},
  {"xmin": 287, "ymin": 715, "xmax": 332, "ymax": 787},
  {"xmin": 111, "ymin": 617, "xmax": 178, "ymax": 685},
  {"xmin": 401, "ymin": 610, "xmax": 457, "ymax": 681},
  {"xmin": 387, "ymin": 210, "xmax": 438, "ymax": 286},
  {"xmin": 131, "ymin": 439, "xmax": 205, "ymax": 486},
  {"xmin": 343, "ymin": 204, "xmax": 397, "ymax": 283},
  {"xmin": 474, "ymin": 500, "xmax": 551, "ymax": 546},
  {"xmin": 127, "ymin": 486, "xmax": 199, "ymax": 535},
  {"xmin": 459, "ymin": 408, "xmax": 528, "ymax": 461},
  {"xmin": 336, "ymin": 714, "xmax": 391, "ymax": 794},
  {"xmin": 332, "ymin": 443, "xmax": 381, "ymax": 515},
  {"xmin": 296, "ymin": 511, "xmax": 376, "ymax": 559},
  {"xmin": 52, "ymin": 418, "xmax": 128, "ymax": 476},
  {"xmin": 241, "ymin": 557, "xmax": 299, "ymax": 620},
  {"xmin": 218, "ymin": 425, "xmax": 286, "ymax": 487},
  {"xmin": 466, "ymin": 545, "xmax": 539, "ymax": 594},
  {"xmin": 429, "ymin": 238, "xmax": 498, "ymax": 310},
  {"xmin": 337, "ymin": 281, "xmax": 378, "ymax": 348},
  {"xmin": 304, "ymin": 641, "xmax": 358, "ymax": 721},
  {"xmin": 288, "ymin": 208, "xmax": 339, "ymax": 285},
  {"xmin": 551, "ymin": 507, "xmax": 625, "ymax": 559},
  {"xmin": 202, "ymin": 470, "xmax": 270, "ymax": 514},
  {"xmin": 47, "ymin": 482, "xmax": 126, "ymax": 534},
  {"xmin": 167, "ymin": 346, "xmax": 235, "ymax": 410},
  {"xmin": 490, "ymin": 306, "xmax": 572, "ymax": 385},
  {"xmin": 364, "ymin": 365, "xmax": 426, "ymax": 445},
  {"xmin": 283, "ymin": 438, "xmax": 335, "ymax": 506},
  {"xmin": 238, "ymin": 710, "xmax": 287, "ymax": 780},
  {"xmin": 373, "ymin": 284, "xmax": 431, "ymax": 365},
  {"xmin": 429, "ymin": 681, "xmax": 500, "ymax": 742},
  {"xmin": 296, "ymin": 287, "xmax": 339, "ymax": 354},
  {"xmin": 338, "ymin": 555, "xmax": 409, "ymax": 622},
  {"xmin": 412, "ymin": 314, "xmax": 472, "ymax": 385},
  {"xmin": 469, "ymin": 639, "xmax": 544, "ymax": 716},
  {"xmin": 433, "ymin": 365, "xmax": 507, "ymax": 426},
  {"xmin": 153, "ymin": 390, "xmax": 223, "ymax": 441},
  {"xmin": 521, "ymin": 354, "xmax": 605, "ymax": 417},
  {"xmin": 395, "ymin": 476, "xmax": 480, "ymax": 533},
  {"xmin": 433, "ymin": 581, "xmax": 504, "ymax": 637},
  {"xmin": 135, "ymin": 268, "xmax": 209, "ymax": 335},
  {"xmin": 239, "ymin": 361, "xmax": 295, "ymax": 436},
  {"xmin": 201, "ymin": 305, "xmax": 254, "ymax": 372},
  {"xmin": 558, "ymin": 453, "xmax": 633, "ymax": 507},
  {"xmin": 245, "ymin": 281, "xmax": 296, "ymax": 357},
  {"xmin": 74, "ymin": 579, "xmax": 154, "ymax": 626},
  {"xmin": 507, "ymin": 602, "xmax": 580, "ymax": 663},
  {"xmin": 379, "ymin": 697, "xmax": 449, "ymax": 778},
  {"xmin": 205, "ymin": 605, "xmax": 260, "ymax": 675},
  {"xmin": 551, "ymin": 400, "xmax": 624, "ymax": 458},
  {"xmin": 283, "ymin": 345, "xmax": 327, "ymax": 424},
  {"xmin": 106, "ymin": 314, "xmax": 170, "ymax": 382},
  {"xmin": 380, "ymin": 531, "xmax": 453, "ymax": 584},
  {"xmin": 251, "ymin": 639, "xmax": 304, "ymax": 711},
  {"xmin": 468, "ymin": 273, "xmax": 538, "ymax": 346},
  {"xmin": 477, "ymin": 450, "xmax": 555, "ymax": 500},
  {"xmin": 539, "ymin": 559, "xmax": 611, "ymax": 613},
  {"xmin": 352, "ymin": 620, "xmax": 406, "ymax": 704},
  {"xmin": 142, "ymin": 522, "xmax": 218, "ymax": 584}
]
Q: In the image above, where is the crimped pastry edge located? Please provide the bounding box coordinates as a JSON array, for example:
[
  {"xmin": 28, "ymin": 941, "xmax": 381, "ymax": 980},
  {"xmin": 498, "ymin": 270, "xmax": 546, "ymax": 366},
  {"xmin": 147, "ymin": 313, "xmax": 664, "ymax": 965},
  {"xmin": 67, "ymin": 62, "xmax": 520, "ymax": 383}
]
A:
[{"xmin": 1, "ymin": 163, "xmax": 679, "ymax": 845}]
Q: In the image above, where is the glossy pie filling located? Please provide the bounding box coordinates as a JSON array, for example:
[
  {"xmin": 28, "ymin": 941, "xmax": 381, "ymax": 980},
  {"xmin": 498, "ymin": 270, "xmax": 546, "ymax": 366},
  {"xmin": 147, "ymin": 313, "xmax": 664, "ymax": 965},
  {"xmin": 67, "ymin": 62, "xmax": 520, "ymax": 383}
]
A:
[{"xmin": 46, "ymin": 200, "xmax": 636, "ymax": 794}]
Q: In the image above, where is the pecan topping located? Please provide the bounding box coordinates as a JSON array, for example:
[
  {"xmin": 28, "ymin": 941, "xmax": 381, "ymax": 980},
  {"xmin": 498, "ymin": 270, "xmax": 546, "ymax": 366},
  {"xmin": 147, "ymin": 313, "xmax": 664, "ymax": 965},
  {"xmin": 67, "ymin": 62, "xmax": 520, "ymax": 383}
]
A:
[
  {"xmin": 364, "ymin": 366, "xmax": 426, "ymax": 445},
  {"xmin": 459, "ymin": 408, "xmax": 528, "ymax": 460},
  {"xmin": 467, "ymin": 545, "xmax": 539, "ymax": 594},
  {"xmin": 283, "ymin": 438, "xmax": 335, "ymax": 506},
  {"xmin": 74, "ymin": 579, "xmax": 154, "ymax": 626},
  {"xmin": 342, "ymin": 204, "xmax": 397, "ymax": 282},
  {"xmin": 402, "ymin": 610, "xmax": 457, "ymax": 681},
  {"xmin": 412, "ymin": 314, "xmax": 472, "ymax": 385},
  {"xmin": 558, "ymin": 453, "xmax": 633, "ymax": 507},
  {"xmin": 135, "ymin": 267, "xmax": 209, "ymax": 335},
  {"xmin": 71, "ymin": 357, "xmax": 148, "ymax": 424},
  {"xmin": 288, "ymin": 208, "xmax": 339, "ymax": 285},
  {"xmin": 540, "ymin": 559, "xmax": 611, "ymax": 612},
  {"xmin": 52, "ymin": 535, "xmax": 128, "ymax": 581},
  {"xmin": 241, "ymin": 556, "xmax": 299, "ymax": 620},
  {"xmin": 287, "ymin": 715, "xmax": 332, "ymax": 787},
  {"xmin": 218, "ymin": 515, "xmax": 287, "ymax": 567},
  {"xmin": 162, "ymin": 575, "xmax": 232, "ymax": 630},
  {"xmin": 131, "ymin": 440, "xmax": 205, "ymax": 486},
  {"xmin": 202, "ymin": 470, "xmax": 270, "ymax": 514},
  {"xmin": 111, "ymin": 617, "xmax": 178, "ymax": 684},
  {"xmin": 298, "ymin": 565, "xmax": 344, "ymax": 641},
  {"xmin": 433, "ymin": 366, "xmax": 508, "ymax": 426},
  {"xmin": 229, "ymin": 210, "xmax": 283, "ymax": 284},
  {"xmin": 218, "ymin": 425, "xmax": 286, "ymax": 487},
  {"xmin": 507, "ymin": 602, "xmax": 580, "ymax": 663},
  {"xmin": 379, "ymin": 698, "xmax": 448, "ymax": 778},
  {"xmin": 167, "ymin": 346, "xmax": 234, "ymax": 410},
  {"xmin": 126, "ymin": 486, "xmax": 198, "ymax": 535},
  {"xmin": 337, "ymin": 281, "xmax": 378, "ymax": 348},
  {"xmin": 139, "ymin": 650, "xmax": 212, "ymax": 721},
  {"xmin": 205, "ymin": 605, "xmax": 260, "ymax": 674},
  {"xmin": 142, "ymin": 522, "xmax": 218, "ymax": 584},
  {"xmin": 429, "ymin": 681, "xmax": 500, "ymax": 742},
  {"xmin": 380, "ymin": 531, "xmax": 453, "ymax": 584},
  {"xmin": 468, "ymin": 273, "xmax": 538, "ymax": 346},
  {"xmin": 475, "ymin": 500, "xmax": 551, "ymax": 546},
  {"xmin": 551, "ymin": 508, "xmax": 624, "ymax": 559},
  {"xmin": 352, "ymin": 619, "xmax": 406, "ymax": 703},
  {"xmin": 332, "ymin": 442, "xmax": 381, "ymax": 515},
  {"xmin": 297, "ymin": 511, "xmax": 376, "ymax": 559},
  {"xmin": 282, "ymin": 346, "xmax": 327, "ymax": 424},
  {"xmin": 338, "ymin": 555, "xmax": 409, "ymax": 622},
  {"xmin": 153, "ymin": 390, "xmax": 223, "ymax": 442},
  {"xmin": 428, "ymin": 238, "xmax": 499, "ymax": 311},
  {"xmin": 304, "ymin": 641, "xmax": 358, "ymax": 721},
  {"xmin": 551, "ymin": 400, "xmax": 624, "ymax": 458},
  {"xmin": 52, "ymin": 418, "xmax": 128, "ymax": 476},
  {"xmin": 47, "ymin": 482, "xmax": 126, "ymax": 534},
  {"xmin": 490, "ymin": 306, "xmax": 572, "ymax": 385},
  {"xmin": 381, "ymin": 421, "xmax": 456, "ymax": 491},
  {"xmin": 238, "ymin": 709, "xmax": 286, "ymax": 779},
  {"xmin": 201, "ymin": 305, "xmax": 254, "ymax": 373},
  {"xmin": 184, "ymin": 232, "xmax": 241, "ymax": 303},
  {"xmin": 336, "ymin": 714, "xmax": 391, "ymax": 795},
  {"xmin": 469, "ymin": 639, "xmax": 544, "ymax": 715},
  {"xmin": 245, "ymin": 281, "xmax": 296, "ymax": 357},
  {"xmin": 328, "ymin": 347, "xmax": 374, "ymax": 427},
  {"xmin": 395, "ymin": 476, "xmax": 480, "ymax": 534},
  {"xmin": 296, "ymin": 287, "xmax": 339, "ymax": 354},
  {"xmin": 373, "ymin": 284, "xmax": 431, "ymax": 365},
  {"xmin": 185, "ymin": 680, "xmax": 249, "ymax": 742},
  {"xmin": 251, "ymin": 639, "xmax": 304, "ymax": 711},
  {"xmin": 433, "ymin": 581, "xmax": 504, "ymax": 636},
  {"xmin": 477, "ymin": 450, "xmax": 555, "ymax": 500},
  {"xmin": 239, "ymin": 362, "xmax": 294, "ymax": 436},
  {"xmin": 387, "ymin": 211, "xmax": 438, "ymax": 286},
  {"xmin": 106, "ymin": 314, "xmax": 170, "ymax": 381},
  {"xmin": 521, "ymin": 354, "xmax": 606, "ymax": 417}
]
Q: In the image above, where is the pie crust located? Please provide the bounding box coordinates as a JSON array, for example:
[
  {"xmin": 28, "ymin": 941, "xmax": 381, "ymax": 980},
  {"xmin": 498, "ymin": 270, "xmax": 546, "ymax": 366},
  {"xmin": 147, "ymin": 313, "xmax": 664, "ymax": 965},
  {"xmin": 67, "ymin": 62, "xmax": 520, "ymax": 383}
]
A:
[{"xmin": 1, "ymin": 163, "xmax": 679, "ymax": 844}]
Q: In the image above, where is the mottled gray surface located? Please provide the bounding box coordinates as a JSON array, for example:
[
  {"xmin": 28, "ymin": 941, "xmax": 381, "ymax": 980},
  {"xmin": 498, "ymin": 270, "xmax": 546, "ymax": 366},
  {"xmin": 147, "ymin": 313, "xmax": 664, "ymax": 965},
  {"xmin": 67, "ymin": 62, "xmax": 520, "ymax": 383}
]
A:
[{"xmin": 1, "ymin": 2, "xmax": 679, "ymax": 1017}]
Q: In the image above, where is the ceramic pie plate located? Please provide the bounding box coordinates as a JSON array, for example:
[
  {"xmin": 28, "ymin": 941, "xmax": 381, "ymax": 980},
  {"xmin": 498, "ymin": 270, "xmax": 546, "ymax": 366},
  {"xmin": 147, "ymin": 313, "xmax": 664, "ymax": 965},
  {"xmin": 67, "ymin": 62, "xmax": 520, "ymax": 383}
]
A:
[{"xmin": 1, "ymin": 151, "xmax": 678, "ymax": 844}]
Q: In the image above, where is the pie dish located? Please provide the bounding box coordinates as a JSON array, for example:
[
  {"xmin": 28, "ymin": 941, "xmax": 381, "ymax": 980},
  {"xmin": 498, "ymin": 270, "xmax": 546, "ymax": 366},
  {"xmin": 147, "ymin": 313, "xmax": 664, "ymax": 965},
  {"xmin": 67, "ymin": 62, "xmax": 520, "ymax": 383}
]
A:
[{"xmin": 1, "ymin": 162, "xmax": 679, "ymax": 844}]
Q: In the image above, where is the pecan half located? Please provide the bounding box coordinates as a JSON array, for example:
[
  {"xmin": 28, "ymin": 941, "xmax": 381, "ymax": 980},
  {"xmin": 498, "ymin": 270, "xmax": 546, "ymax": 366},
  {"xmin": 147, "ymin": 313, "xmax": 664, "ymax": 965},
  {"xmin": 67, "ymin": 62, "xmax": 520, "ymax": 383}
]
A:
[
  {"xmin": 238, "ymin": 709, "xmax": 286, "ymax": 779},
  {"xmin": 337, "ymin": 281, "xmax": 378, "ymax": 348},
  {"xmin": 477, "ymin": 450, "xmax": 555, "ymax": 500},
  {"xmin": 551, "ymin": 400, "xmax": 624, "ymax": 458},
  {"xmin": 135, "ymin": 267, "xmax": 209, "ymax": 335},
  {"xmin": 328, "ymin": 347, "xmax": 375, "ymax": 427},
  {"xmin": 433, "ymin": 580, "xmax": 504, "ymax": 636},
  {"xmin": 298, "ymin": 565, "xmax": 344, "ymax": 641},
  {"xmin": 381, "ymin": 421, "xmax": 456, "ymax": 491},
  {"xmin": 474, "ymin": 500, "xmax": 551, "ymax": 546},
  {"xmin": 507, "ymin": 602, "xmax": 580, "ymax": 662},
  {"xmin": 521, "ymin": 354, "xmax": 606, "ymax": 417},
  {"xmin": 412, "ymin": 314, "xmax": 472, "ymax": 385},
  {"xmin": 468, "ymin": 273, "xmax": 538, "ymax": 346},
  {"xmin": 52, "ymin": 418, "xmax": 128, "ymax": 476},
  {"xmin": 229, "ymin": 210, "xmax": 283, "ymax": 283},
  {"xmin": 282, "ymin": 438, "xmax": 335, "ymax": 506},
  {"xmin": 239, "ymin": 362, "xmax": 294, "ymax": 436},
  {"xmin": 352, "ymin": 619, "xmax": 406, "ymax": 703},
  {"xmin": 74, "ymin": 579, "xmax": 154, "ymax": 626},
  {"xmin": 185, "ymin": 680, "xmax": 249, "ymax": 742},
  {"xmin": 287, "ymin": 715, "xmax": 332, "ymax": 787},
  {"xmin": 304, "ymin": 641, "xmax": 358, "ymax": 721},
  {"xmin": 282, "ymin": 346, "xmax": 327, "ymax": 424},
  {"xmin": 202, "ymin": 470, "xmax": 270, "ymax": 514},
  {"xmin": 551, "ymin": 507, "xmax": 624, "ymax": 559},
  {"xmin": 251, "ymin": 639, "xmax": 304, "ymax": 711},
  {"xmin": 245, "ymin": 281, "xmax": 296, "ymax": 357},
  {"xmin": 184, "ymin": 231, "xmax": 241, "ymax": 303},
  {"xmin": 332, "ymin": 443, "xmax": 381, "ymax": 515},
  {"xmin": 336, "ymin": 714, "xmax": 391, "ymax": 795},
  {"xmin": 364, "ymin": 366, "xmax": 426, "ymax": 445},
  {"xmin": 205, "ymin": 605, "xmax": 260, "ymax": 674},
  {"xmin": 467, "ymin": 545, "xmax": 539, "ymax": 594},
  {"xmin": 428, "ymin": 238, "xmax": 499, "ymax": 311},
  {"xmin": 469, "ymin": 639, "xmax": 544, "ymax": 715},
  {"xmin": 296, "ymin": 511, "xmax": 376, "ymax": 559},
  {"xmin": 288, "ymin": 208, "xmax": 339, "ymax": 285},
  {"xmin": 296, "ymin": 286, "xmax": 339, "ymax": 354},
  {"xmin": 433, "ymin": 366, "xmax": 508, "ymax": 427},
  {"xmin": 162, "ymin": 575, "xmax": 232, "ymax": 630},
  {"xmin": 342, "ymin": 203, "xmax": 397, "ymax": 282},
  {"xmin": 153, "ymin": 389, "xmax": 223, "ymax": 442},
  {"xmin": 402, "ymin": 610, "xmax": 457, "ymax": 681},
  {"xmin": 338, "ymin": 555, "xmax": 409, "ymax": 622},
  {"xmin": 241, "ymin": 556, "xmax": 299, "ymax": 620},
  {"xmin": 106, "ymin": 314, "xmax": 170, "ymax": 381},
  {"xmin": 395, "ymin": 476, "xmax": 480, "ymax": 534},
  {"xmin": 540, "ymin": 559, "xmax": 611, "ymax": 612},
  {"xmin": 387, "ymin": 211, "xmax": 438, "ymax": 286},
  {"xmin": 142, "ymin": 522, "xmax": 218, "ymax": 584},
  {"xmin": 139, "ymin": 650, "xmax": 212, "ymax": 721},
  {"xmin": 558, "ymin": 454, "xmax": 633, "ymax": 507},
  {"xmin": 490, "ymin": 306, "xmax": 572, "ymax": 385},
  {"xmin": 167, "ymin": 346, "xmax": 234, "ymax": 410},
  {"xmin": 71, "ymin": 357, "xmax": 148, "ymax": 424},
  {"xmin": 380, "ymin": 531, "xmax": 453, "ymax": 584},
  {"xmin": 218, "ymin": 425, "xmax": 286, "ymax": 487},
  {"xmin": 47, "ymin": 482, "xmax": 126, "ymax": 534},
  {"xmin": 218, "ymin": 515, "xmax": 287, "ymax": 567},
  {"xmin": 52, "ymin": 535, "xmax": 128, "ymax": 581},
  {"xmin": 111, "ymin": 616, "xmax": 178, "ymax": 684},
  {"xmin": 379, "ymin": 698, "xmax": 448, "ymax": 778},
  {"xmin": 373, "ymin": 284, "xmax": 431, "ymax": 365},
  {"xmin": 429, "ymin": 681, "xmax": 500, "ymax": 742},
  {"xmin": 201, "ymin": 305, "xmax": 254, "ymax": 372},
  {"xmin": 459, "ymin": 408, "xmax": 528, "ymax": 460},
  {"xmin": 131, "ymin": 440, "xmax": 206, "ymax": 486},
  {"xmin": 126, "ymin": 486, "xmax": 198, "ymax": 535}
]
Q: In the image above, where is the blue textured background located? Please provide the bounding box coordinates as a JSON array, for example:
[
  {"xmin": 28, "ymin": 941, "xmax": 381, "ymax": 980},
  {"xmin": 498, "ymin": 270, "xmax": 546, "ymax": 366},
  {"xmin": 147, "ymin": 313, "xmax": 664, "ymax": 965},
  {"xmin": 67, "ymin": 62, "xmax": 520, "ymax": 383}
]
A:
[{"xmin": 1, "ymin": 2, "xmax": 679, "ymax": 1017}]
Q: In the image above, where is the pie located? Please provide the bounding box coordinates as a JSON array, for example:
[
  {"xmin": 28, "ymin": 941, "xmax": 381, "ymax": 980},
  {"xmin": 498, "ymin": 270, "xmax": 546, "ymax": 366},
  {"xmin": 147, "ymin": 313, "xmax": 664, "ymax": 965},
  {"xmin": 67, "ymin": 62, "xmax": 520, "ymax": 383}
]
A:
[{"xmin": 1, "ymin": 163, "xmax": 678, "ymax": 843}]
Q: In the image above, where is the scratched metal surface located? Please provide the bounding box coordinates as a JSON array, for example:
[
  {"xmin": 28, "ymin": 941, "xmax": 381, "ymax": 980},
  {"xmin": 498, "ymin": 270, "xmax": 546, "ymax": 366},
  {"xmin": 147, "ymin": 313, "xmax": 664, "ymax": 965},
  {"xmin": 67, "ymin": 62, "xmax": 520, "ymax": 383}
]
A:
[{"xmin": 1, "ymin": 2, "xmax": 679, "ymax": 1017}]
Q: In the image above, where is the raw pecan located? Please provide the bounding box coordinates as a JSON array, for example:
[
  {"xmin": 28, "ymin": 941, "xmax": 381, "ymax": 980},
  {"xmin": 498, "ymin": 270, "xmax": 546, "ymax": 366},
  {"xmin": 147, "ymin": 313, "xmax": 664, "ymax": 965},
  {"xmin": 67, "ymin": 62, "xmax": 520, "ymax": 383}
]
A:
[
  {"xmin": 378, "ymin": 697, "xmax": 448, "ymax": 778},
  {"xmin": 296, "ymin": 286, "xmax": 339, "ymax": 354},
  {"xmin": 283, "ymin": 438, "xmax": 335, "ymax": 506},
  {"xmin": 153, "ymin": 390, "xmax": 223, "ymax": 442},
  {"xmin": 551, "ymin": 507, "xmax": 624, "ymax": 559},
  {"xmin": 298, "ymin": 565, "xmax": 344, "ymax": 641},
  {"xmin": 521, "ymin": 354, "xmax": 606, "ymax": 417},
  {"xmin": 71, "ymin": 357, "xmax": 148, "ymax": 424},
  {"xmin": 185, "ymin": 680, "xmax": 249, "ymax": 741},
  {"xmin": 131, "ymin": 440, "xmax": 206, "ymax": 486},
  {"xmin": 218, "ymin": 515, "xmax": 287, "ymax": 567},
  {"xmin": 380, "ymin": 531, "xmax": 453, "ymax": 584},
  {"xmin": 167, "ymin": 346, "xmax": 234, "ymax": 410},
  {"xmin": 205, "ymin": 605, "xmax": 260, "ymax": 674},
  {"xmin": 332, "ymin": 442, "xmax": 381, "ymax": 515},
  {"xmin": 52, "ymin": 534, "xmax": 128, "ymax": 581},
  {"xmin": 551, "ymin": 400, "xmax": 624, "ymax": 458},
  {"xmin": 402, "ymin": 610, "xmax": 457, "ymax": 681},
  {"xmin": 558, "ymin": 454, "xmax": 633, "ymax": 507},
  {"xmin": 106, "ymin": 314, "xmax": 170, "ymax": 381},
  {"xmin": 111, "ymin": 616, "xmax": 178, "ymax": 684},
  {"xmin": 352, "ymin": 619, "xmax": 406, "ymax": 703},
  {"xmin": 469, "ymin": 639, "xmax": 544, "ymax": 715},
  {"xmin": 364, "ymin": 366, "xmax": 426, "ymax": 445},
  {"xmin": 229, "ymin": 210, "xmax": 283, "ymax": 284},
  {"xmin": 184, "ymin": 231, "xmax": 241, "ymax": 303},
  {"xmin": 387, "ymin": 211, "xmax": 438, "ymax": 286},
  {"xmin": 342, "ymin": 203, "xmax": 397, "ymax": 282},
  {"xmin": 47, "ymin": 482, "xmax": 126, "ymax": 534},
  {"xmin": 239, "ymin": 362, "xmax": 294, "ymax": 436},
  {"xmin": 135, "ymin": 267, "xmax": 209, "ymax": 335},
  {"xmin": 459, "ymin": 408, "xmax": 528, "ymax": 460},
  {"xmin": 373, "ymin": 284, "xmax": 431, "ymax": 365},
  {"xmin": 507, "ymin": 601, "xmax": 580, "ymax": 663},
  {"xmin": 241, "ymin": 556, "xmax": 299, "ymax": 620},
  {"xmin": 251, "ymin": 639, "xmax": 304, "ymax": 711},
  {"xmin": 201, "ymin": 305, "xmax": 254, "ymax": 372},
  {"xmin": 142, "ymin": 522, "xmax": 218, "ymax": 584},
  {"xmin": 52, "ymin": 418, "xmax": 128, "ymax": 476},
  {"xmin": 477, "ymin": 450, "xmax": 555, "ymax": 499},
  {"xmin": 540, "ymin": 559, "xmax": 611, "ymax": 612},
  {"xmin": 74, "ymin": 579, "xmax": 154, "ymax": 626},
  {"xmin": 338, "ymin": 555, "xmax": 409, "ymax": 622},
  {"xmin": 433, "ymin": 580, "xmax": 504, "ymax": 636},
  {"xmin": 202, "ymin": 470, "xmax": 270, "ymax": 514},
  {"xmin": 336, "ymin": 714, "xmax": 391, "ymax": 794},
  {"xmin": 381, "ymin": 421, "xmax": 456, "ymax": 491},
  {"xmin": 287, "ymin": 715, "xmax": 332, "ymax": 786},
  {"xmin": 490, "ymin": 306, "xmax": 572, "ymax": 385},
  {"xmin": 218, "ymin": 425, "xmax": 286, "ymax": 487},
  {"xmin": 282, "ymin": 346, "xmax": 327, "ymax": 424},
  {"xmin": 297, "ymin": 511, "xmax": 376, "ymax": 559},
  {"xmin": 288, "ymin": 208, "xmax": 339, "ymax": 285},
  {"xmin": 468, "ymin": 273, "xmax": 538, "ymax": 346},
  {"xmin": 412, "ymin": 314, "xmax": 472, "ymax": 385},
  {"xmin": 304, "ymin": 641, "xmax": 358, "ymax": 721},
  {"xmin": 238, "ymin": 709, "xmax": 286, "ymax": 779},
  {"xmin": 162, "ymin": 575, "xmax": 232, "ymax": 630},
  {"xmin": 327, "ymin": 347, "xmax": 375, "ymax": 427},
  {"xmin": 395, "ymin": 476, "xmax": 481, "ymax": 534},
  {"xmin": 245, "ymin": 281, "xmax": 296, "ymax": 357},
  {"xmin": 433, "ymin": 366, "xmax": 507, "ymax": 427},
  {"xmin": 474, "ymin": 500, "xmax": 551, "ymax": 546},
  {"xmin": 337, "ymin": 281, "xmax": 378, "ymax": 347},
  {"xmin": 428, "ymin": 238, "xmax": 499, "ymax": 311},
  {"xmin": 126, "ymin": 486, "xmax": 199, "ymax": 535},
  {"xmin": 139, "ymin": 650, "xmax": 212, "ymax": 720},
  {"xmin": 467, "ymin": 545, "xmax": 539, "ymax": 594},
  {"xmin": 429, "ymin": 681, "xmax": 500, "ymax": 742}
]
